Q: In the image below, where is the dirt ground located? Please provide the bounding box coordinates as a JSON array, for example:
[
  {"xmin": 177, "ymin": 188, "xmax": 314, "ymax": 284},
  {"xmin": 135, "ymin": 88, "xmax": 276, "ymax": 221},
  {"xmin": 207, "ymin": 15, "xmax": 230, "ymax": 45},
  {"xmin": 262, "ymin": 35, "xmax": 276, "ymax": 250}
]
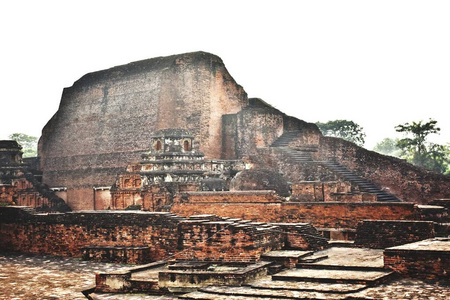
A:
[{"xmin": 0, "ymin": 252, "xmax": 448, "ymax": 300}]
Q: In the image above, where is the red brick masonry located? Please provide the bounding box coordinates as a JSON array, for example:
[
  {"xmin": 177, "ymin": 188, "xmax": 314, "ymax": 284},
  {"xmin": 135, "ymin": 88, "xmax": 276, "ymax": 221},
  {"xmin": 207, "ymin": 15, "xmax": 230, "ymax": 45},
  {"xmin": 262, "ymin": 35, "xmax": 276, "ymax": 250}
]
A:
[{"xmin": 171, "ymin": 192, "xmax": 417, "ymax": 229}]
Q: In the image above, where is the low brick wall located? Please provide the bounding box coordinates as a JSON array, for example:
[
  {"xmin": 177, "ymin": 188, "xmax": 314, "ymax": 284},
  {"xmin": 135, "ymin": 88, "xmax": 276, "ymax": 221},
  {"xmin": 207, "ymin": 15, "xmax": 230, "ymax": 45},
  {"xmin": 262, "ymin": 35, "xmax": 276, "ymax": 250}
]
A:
[
  {"xmin": 355, "ymin": 220, "xmax": 436, "ymax": 248},
  {"xmin": 175, "ymin": 220, "xmax": 283, "ymax": 263},
  {"xmin": 0, "ymin": 207, "xmax": 180, "ymax": 261},
  {"xmin": 174, "ymin": 190, "xmax": 283, "ymax": 204},
  {"xmin": 0, "ymin": 207, "xmax": 324, "ymax": 263},
  {"xmin": 171, "ymin": 201, "xmax": 417, "ymax": 229},
  {"xmin": 275, "ymin": 223, "xmax": 328, "ymax": 250},
  {"xmin": 416, "ymin": 204, "xmax": 449, "ymax": 222},
  {"xmin": 384, "ymin": 238, "xmax": 450, "ymax": 281},
  {"xmin": 82, "ymin": 246, "xmax": 151, "ymax": 264}
]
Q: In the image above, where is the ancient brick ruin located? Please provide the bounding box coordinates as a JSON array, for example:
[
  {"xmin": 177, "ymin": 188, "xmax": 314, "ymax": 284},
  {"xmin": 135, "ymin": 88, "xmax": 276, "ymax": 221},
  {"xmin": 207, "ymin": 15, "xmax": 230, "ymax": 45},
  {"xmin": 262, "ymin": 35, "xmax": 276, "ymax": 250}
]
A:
[
  {"xmin": 1, "ymin": 52, "xmax": 449, "ymax": 298},
  {"xmin": 110, "ymin": 128, "xmax": 244, "ymax": 211},
  {"xmin": 0, "ymin": 141, "xmax": 69, "ymax": 211},
  {"xmin": 36, "ymin": 52, "xmax": 449, "ymax": 209}
]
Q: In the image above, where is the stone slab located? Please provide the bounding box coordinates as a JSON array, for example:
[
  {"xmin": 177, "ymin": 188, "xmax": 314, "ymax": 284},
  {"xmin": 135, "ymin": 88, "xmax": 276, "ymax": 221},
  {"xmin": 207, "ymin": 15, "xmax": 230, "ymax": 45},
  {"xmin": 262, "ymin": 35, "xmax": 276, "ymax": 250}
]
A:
[
  {"xmin": 195, "ymin": 286, "xmax": 362, "ymax": 299},
  {"xmin": 386, "ymin": 237, "xmax": 450, "ymax": 252},
  {"xmin": 249, "ymin": 279, "xmax": 367, "ymax": 293},
  {"xmin": 301, "ymin": 247, "xmax": 384, "ymax": 268},
  {"xmin": 272, "ymin": 268, "xmax": 394, "ymax": 284},
  {"xmin": 262, "ymin": 250, "xmax": 312, "ymax": 259}
]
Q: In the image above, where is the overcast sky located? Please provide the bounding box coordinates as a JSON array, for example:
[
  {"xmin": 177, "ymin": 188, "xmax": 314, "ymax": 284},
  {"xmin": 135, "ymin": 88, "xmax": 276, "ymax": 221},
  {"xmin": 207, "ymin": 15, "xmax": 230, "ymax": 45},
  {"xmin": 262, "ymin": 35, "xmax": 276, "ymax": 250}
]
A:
[{"xmin": 1, "ymin": 0, "xmax": 449, "ymax": 148}]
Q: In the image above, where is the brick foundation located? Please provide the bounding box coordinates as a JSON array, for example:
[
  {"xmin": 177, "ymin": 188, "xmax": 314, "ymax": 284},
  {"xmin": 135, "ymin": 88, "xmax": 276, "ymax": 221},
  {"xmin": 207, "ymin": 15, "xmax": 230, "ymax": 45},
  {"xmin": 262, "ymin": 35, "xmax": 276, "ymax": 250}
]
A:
[
  {"xmin": 355, "ymin": 220, "xmax": 436, "ymax": 248},
  {"xmin": 384, "ymin": 238, "xmax": 450, "ymax": 281},
  {"xmin": 171, "ymin": 199, "xmax": 417, "ymax": 229},
  {"xmin": 0, "ymin": 207, "xmax": 325, "ymax": 263}
]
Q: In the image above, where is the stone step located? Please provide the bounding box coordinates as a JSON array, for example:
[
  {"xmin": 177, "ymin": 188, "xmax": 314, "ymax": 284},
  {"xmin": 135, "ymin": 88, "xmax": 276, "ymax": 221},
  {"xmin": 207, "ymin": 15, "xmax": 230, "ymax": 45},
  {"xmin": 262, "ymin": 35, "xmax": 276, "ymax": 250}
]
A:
[
  {"xmin": 272, "ymin": 268, "xmax": 394, "ymax": 285},
  {"xmin": 262, "ymin": 250, "xmax": 313, "ymax": 268},
  {"xmin": 299, "ymin": 255, "xmax": 328, "ymax": 263},
  {"xmin": 179, "ymin": 291, "xmax": 280, "ymax": 300},
  {"xmin": 268, "ymin": 263, "xmax": 285, "ymax": 275},
  {"xmin": 296, "ymin": 263, "xmax": 386, "ymax": 272},
  {"xmin": 326, "ymin": 240, "xmax": 356, "ymax": 247},
  {"xmin": 270, "ymin": 131, "xmax": 303, "ymax": 147},
  {"xmin": 249, "ymin": 279, "xmax": 368, "ymax": 294},
  {"xmin": 181, "ymin": 285, "xmax": 366, "ymax": 300},
  {"xmin": 89, "ymin": 292, "xmax": 174, "ymax": 299}
]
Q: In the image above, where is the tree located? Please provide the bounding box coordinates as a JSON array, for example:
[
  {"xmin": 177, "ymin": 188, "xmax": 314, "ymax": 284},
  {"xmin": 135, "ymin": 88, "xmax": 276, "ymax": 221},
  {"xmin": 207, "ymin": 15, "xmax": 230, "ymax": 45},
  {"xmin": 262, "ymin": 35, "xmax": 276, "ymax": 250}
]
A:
[
  {"xmin": 373, "ymin": 138, "xmax": 402, "ymax": 157},
  {"xmin": 316, "ymin": 120, "xmax": 366, "ymax": 146},
  {"xmin": 395, "ymin": 119, "xmax": 449, "ymax": 174},
  {"xmin": 8, "ymin": 133, "xmax": 38, "ymax": 158}
]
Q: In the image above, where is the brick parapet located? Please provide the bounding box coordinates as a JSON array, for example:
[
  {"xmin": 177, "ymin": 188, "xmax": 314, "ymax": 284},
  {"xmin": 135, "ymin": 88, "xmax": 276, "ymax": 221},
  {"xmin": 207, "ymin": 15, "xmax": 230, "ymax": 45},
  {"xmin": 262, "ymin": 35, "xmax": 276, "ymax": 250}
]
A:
[
  {"xmin": 174, "ymin": 190, "xmax": 283, "ymax": 204},
  {"xmin": 171, "ymin": 202, "xmax": 417, "ymax": 229},
  {"xmin": 383, "ymin": 238, "xmax": 450, "ymax": 281},
  {"xmin": 355, "ymin": 220, "xmax": 436, "ymax": 248},
  {"xmin": 0, "ymin": 207, "xmax": 182, "ymax": 260}
]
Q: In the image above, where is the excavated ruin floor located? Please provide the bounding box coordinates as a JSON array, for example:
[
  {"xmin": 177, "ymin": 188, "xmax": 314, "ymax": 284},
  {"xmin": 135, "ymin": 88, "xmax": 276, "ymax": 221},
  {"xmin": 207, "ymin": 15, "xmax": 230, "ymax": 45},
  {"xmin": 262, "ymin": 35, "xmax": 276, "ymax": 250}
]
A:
[
  {"xmin": 300, "ymin": 247, "xmax": 385, "ymax": 268},
  {"xmin": 0, "ymin": 252, "xmax": 130, "ymax": 300},
  {"xmin": 1, "ymin": 252, "xmax": 449, "ymax": 299}
]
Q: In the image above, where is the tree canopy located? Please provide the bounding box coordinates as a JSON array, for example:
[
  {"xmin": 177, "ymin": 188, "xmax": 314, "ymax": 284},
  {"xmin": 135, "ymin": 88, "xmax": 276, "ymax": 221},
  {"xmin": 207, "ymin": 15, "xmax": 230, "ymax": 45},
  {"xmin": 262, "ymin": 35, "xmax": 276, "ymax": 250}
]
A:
[
  {"xmin": 8, "ymin": 133, "xmax": 38, "ymax": 158},
  {"xmin": 394, "ymin": 119, "xmax": 449, "ymax": 174},
  {"xmin": 316, "ymin": 120, "xmax": 366, "ymax": 146},
  {"xmin": 373, "ymin": 138, "xmax": 402, "ymax": 157}
]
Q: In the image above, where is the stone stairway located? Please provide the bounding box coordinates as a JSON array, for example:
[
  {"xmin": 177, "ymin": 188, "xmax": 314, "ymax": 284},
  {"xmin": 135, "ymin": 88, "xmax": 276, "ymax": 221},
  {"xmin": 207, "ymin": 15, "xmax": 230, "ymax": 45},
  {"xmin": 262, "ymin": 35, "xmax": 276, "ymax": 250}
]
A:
[
  {"xmin": 279, "ymin": 147, "xmax": 314, "ymax": 163},
  {"xmin": 271, "ymin": 130, "xmax": 303, "ymax": 147},
  {"xmin": 87, "ymin": 248, "xmax": 396, "ymax": 299},
  {"xmin": 179, "ymin": 248, "xmax": 395, "ymax": 300},
  {"xmin": 323, "ymin": 161, "xmax": 402, "ymax": 202}
]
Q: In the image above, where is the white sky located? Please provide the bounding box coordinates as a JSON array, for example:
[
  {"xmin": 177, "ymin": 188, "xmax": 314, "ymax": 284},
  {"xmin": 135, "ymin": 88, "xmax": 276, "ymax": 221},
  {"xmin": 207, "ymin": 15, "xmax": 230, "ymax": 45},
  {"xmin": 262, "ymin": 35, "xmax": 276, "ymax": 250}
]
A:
[{"xmin": 1, "ymin": 0, "xmax": 449, "ymax": 149}]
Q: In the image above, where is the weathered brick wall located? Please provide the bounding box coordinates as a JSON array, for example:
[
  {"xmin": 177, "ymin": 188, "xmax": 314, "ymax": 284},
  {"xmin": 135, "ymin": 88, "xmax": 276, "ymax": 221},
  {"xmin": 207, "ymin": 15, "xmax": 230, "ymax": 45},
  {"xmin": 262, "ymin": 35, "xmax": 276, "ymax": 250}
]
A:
[
  {"xmin": 3, "ymin": 207, "xmax": 328, "ymax": 264},
  {"xmin": 39, "ymin": 52, "xmax": 248, "ymax": 210},
  {"xmin": 384, "ymin": 238, "xmax": 450, "ymax": 281},
  {"xmin": 291, "ymin": 181, "xmax": 357, "ymax": 202},
  {"xmin": 0, "ymin": 207, "xmax": 180, "ymax": 261},
  {"xmin": 276, "ymin": 223, "xmax": 328, "ymax": 250},
  {"xmin": 355, "ymin": 220, "xmax": 435, "ymax": 248},
  {"xmin": 416, "ymin": 204, "xmax": 448, "ymax": 222},
  {"xmin": 175, "ymin": 220, "xmax": 283, "ymax": 263},
  {"xmin": 221, "ymin": 99, "xmax": 321, "ymax": 159},
  {"xmin": 0, "ymin": 185, "xmax": 15, "ymax": 204},
  {"xmin": 329, "ymin": 193, "xmax": 377, "ymax": 203},
  {"xmin": 174, "ymin": 191, "xmax": 283, "ymax": 204},
  {"xmin": 318, "ymin": 137, "xmax": 450, "ymax": 204},
  {"xmin": 384, "ymin": 250, "xmax": 450, "ymax": 281},
  {"xmin": 82, "ymin": 246, "xmax": 151, "ymax": 264},
  {"xmin": 250, "ymin": 148, "xmax": 338, "ymax": 184},
  {"xmin": 171, "ymin": 201, "xmax": 417, "ymax": 229},
  {"xmin": 234, "ymin": 101, "xmax": 284, "ymax": 158}
]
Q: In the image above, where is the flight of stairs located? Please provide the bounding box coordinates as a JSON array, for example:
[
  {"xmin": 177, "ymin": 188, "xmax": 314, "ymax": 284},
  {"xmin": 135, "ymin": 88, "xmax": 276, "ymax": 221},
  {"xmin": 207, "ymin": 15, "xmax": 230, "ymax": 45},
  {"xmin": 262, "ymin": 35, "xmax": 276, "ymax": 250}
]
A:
[
  {"xmin": 271, "ymin": 130, "xmax": 303, "ymax": 147},
  {"xmin": 323, "ymin": 161, "xmax": 402, "ymax": 202},
  {"xmin": 179, "ymin": 248, "xmax": 395, "ymax": 300},
  {"xmin": 279, "ymin": 147, "xmax": 314, "ymax": 163},
  {"xmin": 270, "ymin": 131, "xmax": 402, "ymax": 203}
]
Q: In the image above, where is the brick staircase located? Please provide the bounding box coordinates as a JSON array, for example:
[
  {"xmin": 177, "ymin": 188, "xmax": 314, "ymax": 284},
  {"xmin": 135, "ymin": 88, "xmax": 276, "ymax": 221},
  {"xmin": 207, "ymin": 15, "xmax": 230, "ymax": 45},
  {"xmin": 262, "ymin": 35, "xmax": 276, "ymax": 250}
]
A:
[
  {"xmin": 271, "ymin": 130, "xmax": 303, "ymax": 147},
  {"xmin": 279, "ymin": 147, "xmax": 315, "ymax": 163},
  {"xmin": 270, "ymin": 131, "xmax": 401, "ymax": 202},
  {"xmin": 323, "ymin": 161, "xmax": 402, "ymax": 202}
]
